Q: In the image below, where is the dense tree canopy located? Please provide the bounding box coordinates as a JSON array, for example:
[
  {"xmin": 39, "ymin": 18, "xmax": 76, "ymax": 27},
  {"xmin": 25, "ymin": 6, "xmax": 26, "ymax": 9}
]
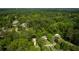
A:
[{"xmin": 0, "ymin": 8, "xmax": 79, "ymax": 51}]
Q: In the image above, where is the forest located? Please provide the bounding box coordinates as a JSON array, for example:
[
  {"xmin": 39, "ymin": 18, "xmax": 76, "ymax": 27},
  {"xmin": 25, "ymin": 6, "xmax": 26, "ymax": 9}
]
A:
[{"xmin": 0, "ymin": 8, "xmax": 79, "ymax": 51}]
